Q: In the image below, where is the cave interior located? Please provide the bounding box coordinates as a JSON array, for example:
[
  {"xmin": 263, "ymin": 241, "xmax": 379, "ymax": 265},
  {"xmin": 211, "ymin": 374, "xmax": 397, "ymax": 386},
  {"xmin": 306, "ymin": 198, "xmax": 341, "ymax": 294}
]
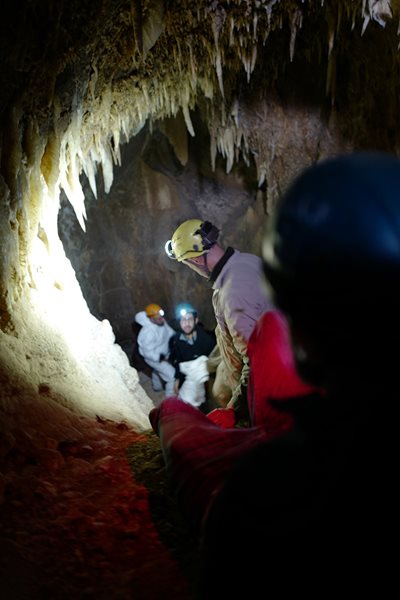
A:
[{"xmin": 0, "ymin": 1, "xmax": 399, "ymax": 597}]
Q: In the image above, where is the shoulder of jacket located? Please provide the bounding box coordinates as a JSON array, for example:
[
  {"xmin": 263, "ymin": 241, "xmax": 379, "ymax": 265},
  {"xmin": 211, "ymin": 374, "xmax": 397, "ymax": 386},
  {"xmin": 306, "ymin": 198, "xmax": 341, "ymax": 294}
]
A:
[
  {"xmin": 135, "ymin": 311, "xmax": 149, "ymax": 327},
  {"xmin": 237, "ymin": 251, "xmax": 262, "ymax": 264}
]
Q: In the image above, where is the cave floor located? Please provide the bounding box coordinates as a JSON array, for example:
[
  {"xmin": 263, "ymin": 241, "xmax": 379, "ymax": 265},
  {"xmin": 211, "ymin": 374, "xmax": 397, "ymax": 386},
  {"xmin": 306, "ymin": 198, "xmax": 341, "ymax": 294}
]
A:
[
  {"xmin": 0, "ymin": 412, "xmax": 199, "ymax": 599},
  {"xmin": 137, "ymin": 371, "xmax": 165, "ymax": 407}
]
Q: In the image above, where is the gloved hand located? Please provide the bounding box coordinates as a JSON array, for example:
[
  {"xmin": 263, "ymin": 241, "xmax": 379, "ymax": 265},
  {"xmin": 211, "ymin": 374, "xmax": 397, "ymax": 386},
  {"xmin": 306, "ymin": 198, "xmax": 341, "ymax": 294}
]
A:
[{"xmin": 206, "ymin": 407, "xmax": 236, "ymax": 429}]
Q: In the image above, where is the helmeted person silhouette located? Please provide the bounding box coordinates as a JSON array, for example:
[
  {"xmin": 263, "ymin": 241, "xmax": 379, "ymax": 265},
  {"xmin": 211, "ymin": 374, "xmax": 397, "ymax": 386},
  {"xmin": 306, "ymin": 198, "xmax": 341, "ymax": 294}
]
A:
[{"xmin": 200, "ymin": 152, "xmax": 399, "ymax": 599}]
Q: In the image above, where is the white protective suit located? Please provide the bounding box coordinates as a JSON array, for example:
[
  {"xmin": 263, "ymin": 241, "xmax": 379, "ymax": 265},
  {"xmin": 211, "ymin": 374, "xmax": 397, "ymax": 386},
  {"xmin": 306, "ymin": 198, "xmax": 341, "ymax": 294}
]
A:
[{"xmin": 134, "ymin": 311, "xmax": 176, "ymax": 397}]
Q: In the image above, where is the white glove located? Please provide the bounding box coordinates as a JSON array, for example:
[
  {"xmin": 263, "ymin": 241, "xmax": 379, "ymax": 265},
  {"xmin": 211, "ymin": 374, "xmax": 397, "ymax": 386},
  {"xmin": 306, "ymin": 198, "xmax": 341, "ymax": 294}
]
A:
[
  {"xmin": 179, "ymin": 355, "xmax": 209, "ymax": 384},
  {"xmin": 178, "ymin": 356, "xmax": 209, "ymax": 407}
]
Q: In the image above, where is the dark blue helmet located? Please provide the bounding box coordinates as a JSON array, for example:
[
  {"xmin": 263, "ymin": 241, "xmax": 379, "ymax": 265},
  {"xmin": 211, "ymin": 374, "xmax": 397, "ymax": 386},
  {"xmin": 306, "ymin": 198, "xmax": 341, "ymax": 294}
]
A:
[
  {"xmin": 175, "ymin": 302, "xmax": 197, "ymax": 321},
  {"xmin": 262, "ymin": 152, "xmax": 400, "ymax": 379},
  {"xmin": 263, "ymin": 151, "xmax": 400, "ymax": 310}
]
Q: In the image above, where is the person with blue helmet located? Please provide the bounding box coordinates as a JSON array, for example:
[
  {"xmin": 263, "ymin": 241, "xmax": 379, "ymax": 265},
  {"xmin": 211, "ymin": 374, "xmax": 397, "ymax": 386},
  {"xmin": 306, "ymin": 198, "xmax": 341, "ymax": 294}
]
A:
[
  {"xmin": 173, "ymin": 302, "xmax": 198, "ymax": 325},
  {"xmin": 169, "ymin": 302, "xmax": 216, "ymax": 411}
]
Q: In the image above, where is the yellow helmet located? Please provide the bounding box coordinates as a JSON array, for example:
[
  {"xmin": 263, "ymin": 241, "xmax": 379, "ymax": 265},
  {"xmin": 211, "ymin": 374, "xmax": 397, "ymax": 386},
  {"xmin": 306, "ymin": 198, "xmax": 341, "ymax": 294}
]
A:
[
  {"xmin": 145, "ymin": 303, "xmax": 164, "ymax": 318},
  {"xmin": 165, "ymin": 219, "xmax": 219, "ymax": 262}
]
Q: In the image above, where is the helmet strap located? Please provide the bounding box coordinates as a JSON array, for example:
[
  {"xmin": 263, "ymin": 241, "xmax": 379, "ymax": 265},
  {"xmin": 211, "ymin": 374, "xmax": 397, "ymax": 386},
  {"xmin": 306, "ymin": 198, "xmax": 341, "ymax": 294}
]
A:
[
  {"xmin": 203, "ymin": 253, "xmax": 211, "ymax": 278},
  {"xmin": 184, "ymin": 254, "xmax": 211, "ymax": 278}
]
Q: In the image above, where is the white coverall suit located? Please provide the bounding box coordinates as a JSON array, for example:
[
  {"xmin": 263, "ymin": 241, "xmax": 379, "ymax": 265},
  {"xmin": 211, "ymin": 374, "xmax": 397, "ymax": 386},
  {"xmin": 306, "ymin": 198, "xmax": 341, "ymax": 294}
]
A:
[{"xmin": 134, "ymin": 311, "xmax": 176, "ymax": 398}]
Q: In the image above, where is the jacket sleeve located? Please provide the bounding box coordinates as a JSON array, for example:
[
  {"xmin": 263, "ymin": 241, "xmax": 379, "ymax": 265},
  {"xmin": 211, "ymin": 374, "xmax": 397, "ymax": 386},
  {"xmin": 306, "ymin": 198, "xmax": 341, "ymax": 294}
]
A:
[
  {"xmin": 223, "ymin": 289, "xmax": 266, "ymax": 411},
  {"xmin": 137, "ymin": 327, "xmax": 160, "ymax": 363},
  {"xmin": 197, "ymin": 326, "xmax": 217, "ymax": 356},
  {"xmin": 168, "ymin": 335, "xmax": 182, "ymax": 380}
]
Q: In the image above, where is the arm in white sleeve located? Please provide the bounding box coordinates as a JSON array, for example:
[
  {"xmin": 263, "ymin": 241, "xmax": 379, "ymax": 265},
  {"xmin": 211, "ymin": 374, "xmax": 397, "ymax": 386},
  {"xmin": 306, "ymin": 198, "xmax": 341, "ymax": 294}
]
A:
[{"xmin": 138, "ymin": 328, "xmax": 160, "ymax": 363}]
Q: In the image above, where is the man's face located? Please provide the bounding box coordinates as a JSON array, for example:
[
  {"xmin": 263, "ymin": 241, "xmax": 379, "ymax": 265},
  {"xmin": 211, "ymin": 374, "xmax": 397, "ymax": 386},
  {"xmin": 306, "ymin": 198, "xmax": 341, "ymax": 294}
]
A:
[
  {"xmin": 150, "ymin": 314, "xmax": 165, "ymax": 326},
  {"xmin": 180, "ymin": 314, "xmax": 197, "ymax": 335},
  {"xmin": 183, "ymin": 255, "xmax": 209, "ymax": 278}
]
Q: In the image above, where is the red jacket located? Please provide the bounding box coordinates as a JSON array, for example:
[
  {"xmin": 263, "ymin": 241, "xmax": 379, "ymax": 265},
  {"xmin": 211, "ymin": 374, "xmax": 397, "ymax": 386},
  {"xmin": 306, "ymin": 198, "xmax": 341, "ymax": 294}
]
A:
[
  {"xmin": 149, "ymin": 310, "xmax": 321, "ymax": 527},
  {"xmin": 247, "ymin": 310, "xmax": 316, "ymax": 434}
]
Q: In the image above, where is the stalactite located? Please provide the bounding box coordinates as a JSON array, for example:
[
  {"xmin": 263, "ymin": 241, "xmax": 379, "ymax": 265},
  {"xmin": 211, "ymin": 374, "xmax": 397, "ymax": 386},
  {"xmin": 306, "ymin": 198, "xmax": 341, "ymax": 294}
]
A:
[
  {"xmin": 182, "ymin": 103, "xmax": 195, "ymax": 137},
  {"xmin": 82, "ymin": 151, "xmax": 97, "ymax": 199},
  {"xmin": 215, "ymin": 51, "xmax": 225, "ymax": 97},
  {"xmin": 362, "ymin": 0, "xmax": 393, "ymax": 33},
  {"xmin": 211, "ymin": 6, "xmax": 227, "ymax": 99},
  {"xmin": 100, "ymin": 142, "xmax": 114, "ymax": 194},
  {"xmin": 327, "ymin": 16, "xmax": 335, "ymax": 59},
  {"xmin": 398, "ymin": 16, "xmax": 400, "ymax": 48},
  {"xmin": 230, "ymin": 15, "xmax": 235, "ymax": 45},
  {"xmin": 253, "ymin": 12, "xmax": 258, "ymax": 40}
]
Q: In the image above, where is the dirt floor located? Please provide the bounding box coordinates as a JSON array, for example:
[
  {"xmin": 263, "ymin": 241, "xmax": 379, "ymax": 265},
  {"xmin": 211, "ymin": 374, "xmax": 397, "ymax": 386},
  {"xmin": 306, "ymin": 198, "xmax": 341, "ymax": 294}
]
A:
[
  {"xmin": 0, "ymin": 377, "xmax": 201, "ymax": 600},
  {"xmin": 126, "ymin": 430, "xmax": 201, "ymax": 590}
]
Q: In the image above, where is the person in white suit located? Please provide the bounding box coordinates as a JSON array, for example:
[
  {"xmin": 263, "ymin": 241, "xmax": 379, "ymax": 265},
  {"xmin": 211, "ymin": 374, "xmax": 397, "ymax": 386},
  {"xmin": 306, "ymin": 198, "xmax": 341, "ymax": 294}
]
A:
[{"xmin": 134, "ymin": 303, "xmax": 176, "ymax": 398}]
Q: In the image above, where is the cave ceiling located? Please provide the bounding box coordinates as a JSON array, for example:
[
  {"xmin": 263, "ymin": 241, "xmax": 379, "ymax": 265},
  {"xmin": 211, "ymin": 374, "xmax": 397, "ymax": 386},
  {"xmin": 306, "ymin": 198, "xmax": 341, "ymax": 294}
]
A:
[{"xmin": 1, "ymin": 0, "xmax": 399, "ymax": 221}]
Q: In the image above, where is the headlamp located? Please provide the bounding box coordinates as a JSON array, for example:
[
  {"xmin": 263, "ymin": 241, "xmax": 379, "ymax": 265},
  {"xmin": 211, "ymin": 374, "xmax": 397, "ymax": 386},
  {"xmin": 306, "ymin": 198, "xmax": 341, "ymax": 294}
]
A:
[{"xmin": 165, "ymin": 240, "xmax": 176, "ymax": 259}]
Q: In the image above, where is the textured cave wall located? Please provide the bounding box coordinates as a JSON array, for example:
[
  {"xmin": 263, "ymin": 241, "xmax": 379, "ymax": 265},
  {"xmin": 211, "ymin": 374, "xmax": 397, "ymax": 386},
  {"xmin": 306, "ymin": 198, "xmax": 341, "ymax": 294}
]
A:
[{"xmin": 1, "ymin": 0, "xmax": 400, "ymax": 435}]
